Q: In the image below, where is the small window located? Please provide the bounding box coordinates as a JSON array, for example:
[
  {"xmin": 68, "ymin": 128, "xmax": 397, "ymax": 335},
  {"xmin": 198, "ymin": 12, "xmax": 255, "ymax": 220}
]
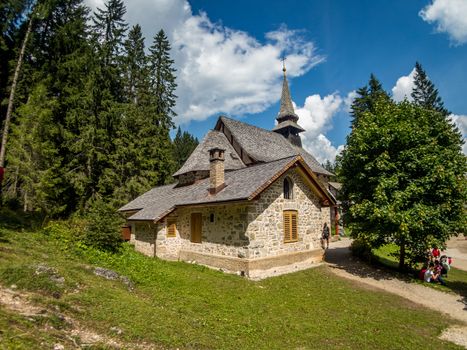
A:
[
  {"xmin": 284, "ymin": 177, "xmax": 293, "ymax": 199},
  {"xmin": 283, "ymin": 210, "xmax": 298, "ymax": 243},
  {"xmin": 167, "ymin": 220, "xmax": 176, "ymax": 238},
  {"xmin": 210, "ymin": 213, "xmax": 215, "ymax": 223}
]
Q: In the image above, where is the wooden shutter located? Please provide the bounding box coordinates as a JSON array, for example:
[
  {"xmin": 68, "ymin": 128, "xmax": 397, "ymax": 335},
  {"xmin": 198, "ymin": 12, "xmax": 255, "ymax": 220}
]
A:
[
  {"xmin": 191, "ymin": 213, "xmax": 202, "ymax": 243},
  {"xmin": 167, "ymin": 220, "xmax": 176, "ymax": 237},
  {"xmin": 283, "ymin": 210, "xmax": 298, "ymax": 243}
]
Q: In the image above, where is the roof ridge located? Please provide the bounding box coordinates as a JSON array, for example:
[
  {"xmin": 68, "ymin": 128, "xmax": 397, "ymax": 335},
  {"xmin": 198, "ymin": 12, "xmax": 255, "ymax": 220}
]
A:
[
  {"xmin": 220, "ymin": 115, "xmax": 274, "ymax": 134},
  {"xmin": 226, "ymin": 155, "xmax": 298, "ymax": 173}
]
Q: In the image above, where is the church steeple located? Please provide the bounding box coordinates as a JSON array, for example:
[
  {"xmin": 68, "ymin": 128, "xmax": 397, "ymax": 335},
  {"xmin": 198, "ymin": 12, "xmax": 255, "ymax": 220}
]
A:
[{"xmin": 273, "ymin": 59, "xmax": 305, "ymax": 147}]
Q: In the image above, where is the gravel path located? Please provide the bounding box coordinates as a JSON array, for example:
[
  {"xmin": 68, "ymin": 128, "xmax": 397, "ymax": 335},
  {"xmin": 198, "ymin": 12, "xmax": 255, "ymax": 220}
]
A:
[{"xmin": 324, "ymin": 238, "xmax": 467, "ymax": 347}]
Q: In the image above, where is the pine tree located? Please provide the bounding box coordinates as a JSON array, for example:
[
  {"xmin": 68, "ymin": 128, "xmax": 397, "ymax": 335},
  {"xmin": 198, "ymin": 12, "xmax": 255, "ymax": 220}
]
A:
[
  {"xmin": 173, "ymin": 127, "xmax": 199, "ymax": 171},
  {"xmin": 91, "ymin": 0, "xmax": 128, "ymax": 101},
  {"xmin": 63, "ymin": 0, "xmax": 130, "ymax": 210},
  {"xmin": 148, "ymin": 29, "xmax": 177, "ymax": 129},
  {"xmin": 106, "ymin": 28, "xmax": 179, "ymax": 206},
  {"xmin": 0, "ymin": 0, "xmax": 34, "ymax": 118},
  {"xmin": 411, "ymin": 62, "xmax": 449, "ymax": 116},
  {"xmin": 123, "ymin": 24, "xmax": 148, "ymax": 105},
  {"xmin": 92, "ymin": 0, "xmax": 127, "ymax": 67},
  {"xmin": 4, "ymin": 0, "xmax": 92, "ymax": 214}
]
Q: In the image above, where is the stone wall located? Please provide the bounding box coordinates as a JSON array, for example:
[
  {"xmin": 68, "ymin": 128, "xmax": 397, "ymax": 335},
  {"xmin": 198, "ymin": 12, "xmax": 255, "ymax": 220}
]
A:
[
  {"xmin": 155, "ymin": 203, "xmax": 250, "ymax": 260},
  {"xmin": 245, "ymin": 168, "xmax": 330, "ymax": 258},
  {"xmin": 133, "ymin": 222, "xmax": 157, "ymax": 257}
]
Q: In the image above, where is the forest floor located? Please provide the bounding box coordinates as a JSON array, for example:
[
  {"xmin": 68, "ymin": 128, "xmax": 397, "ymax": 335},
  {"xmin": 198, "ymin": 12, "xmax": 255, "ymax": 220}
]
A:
[{"xmin": 325, "ymin": 237, "xmax": 467, "ymax": 347}]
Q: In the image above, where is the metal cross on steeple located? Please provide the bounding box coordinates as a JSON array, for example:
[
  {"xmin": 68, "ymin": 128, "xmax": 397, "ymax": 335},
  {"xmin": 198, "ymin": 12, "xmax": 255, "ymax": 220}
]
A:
[{"xmin": 281, "ymin": 56, "xmax": 287, "ymax": 73}]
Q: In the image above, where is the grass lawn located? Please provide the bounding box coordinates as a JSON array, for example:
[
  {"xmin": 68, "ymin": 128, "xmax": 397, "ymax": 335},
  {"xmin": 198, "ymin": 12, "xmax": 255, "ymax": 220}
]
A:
[
  {"xmin": 0, "ymin": 224, "xmax": 464, "ymax": 349},
  {"xmin": 373, "ymin": 244, "xmax": 467, "ymax": 298}
]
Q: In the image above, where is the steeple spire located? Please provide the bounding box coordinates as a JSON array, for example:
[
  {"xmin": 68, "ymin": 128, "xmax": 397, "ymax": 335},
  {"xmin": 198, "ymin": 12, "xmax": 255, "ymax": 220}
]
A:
[
  {"xmin": 273, "ymin": 59, "xmax": 305, "ymax": 147},
  {"xmin": 277, "ymin": 58, "xmax": 299, "ymax": 123}
]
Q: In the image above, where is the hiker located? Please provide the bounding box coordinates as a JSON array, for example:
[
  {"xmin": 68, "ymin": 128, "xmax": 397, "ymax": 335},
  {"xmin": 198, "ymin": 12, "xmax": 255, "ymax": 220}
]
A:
[
  {"xmin": 440, "ymin": 255, "xmax": 451, "ymax": 277},
  {"xmin": 425, "ymin": 248, "xmax": 434, "ymax": 265},
  {"xmin": 434, "ymin": 260, "xmax": 442, "ymax": 275},
  {"xmin": 432, "ymin": 246, "xmax": 441, "ymax": 259},
  {"xmin": 424, "ymin": 262, "xmax": 446, "ymax": 286},
  {"xmin": 322, "ymin": 223, "xmax": 330, "ymax": 249}
]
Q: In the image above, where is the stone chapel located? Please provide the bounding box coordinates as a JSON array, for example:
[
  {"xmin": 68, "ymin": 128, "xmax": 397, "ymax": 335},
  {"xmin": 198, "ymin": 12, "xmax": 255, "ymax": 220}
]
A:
[{"xmin": 119, "ymin": 65, "xmax": 337, "ymax": 279}]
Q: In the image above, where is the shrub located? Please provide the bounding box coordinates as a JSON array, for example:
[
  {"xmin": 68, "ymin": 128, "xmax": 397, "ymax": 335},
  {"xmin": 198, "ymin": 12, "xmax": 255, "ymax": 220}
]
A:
[
  {"xmin": 82, "ymin": 199, "xmax": 124, "ymax": 252},
  {"xmin": 350, "ymin": 238, "xmax": 373, "ymax": 262}
]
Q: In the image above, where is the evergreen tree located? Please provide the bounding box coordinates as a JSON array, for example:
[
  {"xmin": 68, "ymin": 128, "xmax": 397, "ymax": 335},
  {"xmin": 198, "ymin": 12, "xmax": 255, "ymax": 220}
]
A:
[
  {"xmin": 92, "ymin": 0, "xmax": 127, "ymax": 67},
  {"xmin": 91, "ymin": 0, "xmax": 128, "ymax": 101},
  {"xmin": 411, "ymin": 62, "xmax": 450, "ymax": 116},
  {"xmin": 340, "ymin": 98, "xmax": 466, "ymax": 269},
  {"xmin": 106, "ymin": 27, "xmax": 178, "ymax": 206},
  {"xmin": 5, "ymin": 84, "xmax": 65, "ymax": 214},
  {"xmin": 4, "ymin": 0, "xmax": 91, "ymax": 214},
  {"xmin": 148, "ymin": 29, "xmax": 177, "ymax": 129},
  {"xmin": 350, "ymin": 74, "xmax": 390, "ymax": 127},
  {"xmin": 173, "ymin": 127, "xmax": 199, "ymax": 171},
  {"xmin": 0, "ymin": 0, "xmax": 34, "ymax": 118},
  {"xmin": 123, "ymin": 24, "xmax": 148, "ymax": 105}
]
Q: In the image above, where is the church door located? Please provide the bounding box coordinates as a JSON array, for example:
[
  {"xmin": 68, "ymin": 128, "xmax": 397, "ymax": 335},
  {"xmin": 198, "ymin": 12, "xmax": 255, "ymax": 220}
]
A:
[{"xmin": 191, "ymin": 213, "xmax": 202, "ymax": 243}]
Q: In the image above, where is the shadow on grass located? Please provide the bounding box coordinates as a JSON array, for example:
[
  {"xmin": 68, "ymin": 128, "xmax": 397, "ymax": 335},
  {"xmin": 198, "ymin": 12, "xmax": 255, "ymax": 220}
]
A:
[
  {"xmin": 0, "ymin": 207, "xmax": 44, "ymax": 232},
  {"xmin": 324, "ymin": 244, "xmax": 467, "ymax": 310},
  {"xmin": 324, "ymin": 246, "xmax": 410, "ymax": 281}
]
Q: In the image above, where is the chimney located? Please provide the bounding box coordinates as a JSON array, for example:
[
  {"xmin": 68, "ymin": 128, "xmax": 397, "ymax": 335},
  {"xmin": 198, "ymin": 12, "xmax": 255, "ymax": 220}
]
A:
[{"xmin": 209, "ymin": 147, "xmax": 226, "ymax": 194}]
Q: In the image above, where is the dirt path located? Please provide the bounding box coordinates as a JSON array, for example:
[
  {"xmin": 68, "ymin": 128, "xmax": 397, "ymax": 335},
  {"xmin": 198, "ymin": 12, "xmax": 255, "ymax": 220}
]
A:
[
  {"xmin": 325, "ymin": 238, "xmax": 467, "ymax": 347},
  {"xmin": 0, "ymin": 287, "xmax": 122, "ymax": 348}
]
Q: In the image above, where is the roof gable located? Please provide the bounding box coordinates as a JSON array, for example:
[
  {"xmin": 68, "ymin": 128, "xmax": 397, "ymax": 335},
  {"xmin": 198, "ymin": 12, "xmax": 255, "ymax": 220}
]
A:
[{"xmin": 216, "ymin": 116, "xmax": 333, "ymax": 176}]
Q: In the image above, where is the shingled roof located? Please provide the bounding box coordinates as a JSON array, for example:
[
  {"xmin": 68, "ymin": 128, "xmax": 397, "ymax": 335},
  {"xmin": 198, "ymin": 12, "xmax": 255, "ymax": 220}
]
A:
[
  {"xmin": 119, "ymin": 155, "xmax": 334, "ymax": 222},
  {"xmin": 173, "ymin": 130, "xmax": 245, "ymax": 177},
  {"xmin": 217, "ymin": 116, "xmax": 333, "ymax": 176}
]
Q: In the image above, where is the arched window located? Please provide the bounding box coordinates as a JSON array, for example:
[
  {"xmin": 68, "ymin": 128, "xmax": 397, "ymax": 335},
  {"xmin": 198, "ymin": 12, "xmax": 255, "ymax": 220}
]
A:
[{"xmin": 284, "ymin": 177, "xmax": 293, "ymax": 199}]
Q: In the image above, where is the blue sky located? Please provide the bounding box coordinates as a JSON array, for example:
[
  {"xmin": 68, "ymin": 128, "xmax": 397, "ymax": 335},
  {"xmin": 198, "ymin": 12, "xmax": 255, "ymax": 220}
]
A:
[{"xmin": 86, "ymin": 0, "xmax": 467, "ymax": 161}]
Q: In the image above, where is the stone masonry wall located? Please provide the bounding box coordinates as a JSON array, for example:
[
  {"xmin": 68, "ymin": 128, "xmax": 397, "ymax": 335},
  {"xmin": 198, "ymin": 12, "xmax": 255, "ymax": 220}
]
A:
[
  {"xmin": 134, "ymin": 222, "xmax": 158, "ymax": 257},
  {"xmin": 245, "ymin": 168, "xmax": 330, "ymax": 258},
  {"xmin": 155, "ymin": 203, "xmax": 250, "ymax": 260}
]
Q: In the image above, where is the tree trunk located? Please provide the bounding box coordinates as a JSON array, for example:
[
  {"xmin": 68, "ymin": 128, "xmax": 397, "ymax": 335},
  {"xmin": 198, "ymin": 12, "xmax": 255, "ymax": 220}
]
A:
[
  {"xmin": 399, "ymin": 238, "xmax": 406, "ymax": 270},
  {"xmin": 0, "ymin": 15, "xmax": 34, "ymax": 171}
]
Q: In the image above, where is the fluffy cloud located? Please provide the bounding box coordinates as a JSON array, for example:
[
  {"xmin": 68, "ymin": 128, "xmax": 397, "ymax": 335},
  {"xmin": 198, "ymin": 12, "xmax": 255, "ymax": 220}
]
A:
[
  {"xmin": 295, "ymin": 93, "xmax": 344, "ymax": 163},
  {"xmin": 392, "ymin": 69, "xmax": 415, "ymax": 102},
  {"xmin": 450, "ymin": 114, "xmax": 467, "ymax": 154},
  {"xmin": 343, "ymin": 90, "xmax": 357, "ymax": 113},
  {"xmin": 420, "ymin": 0, "xmax": 467, "ymax": 45},
  {"xmin": 85, "ymin": 0, "xmax": 323, "ymax": 124}
]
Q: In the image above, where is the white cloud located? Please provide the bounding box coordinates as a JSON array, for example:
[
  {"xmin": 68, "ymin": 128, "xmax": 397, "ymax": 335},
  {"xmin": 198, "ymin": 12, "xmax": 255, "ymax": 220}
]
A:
[
  {"xmin": 420, "ymin": 0, "xmax": 467, "ymax": 45},
  {"xmin": 392, "ymin": 69, "xmax": 415, "ymax": 102},
  {"xmin": 343, "ymin": 90, "xmax": 357, "ymax": 113},
  {"xmin": 85, "ymin": 0, "xmax": 323, "ymax": 124},
  {"xmin": 295, "ymin": 93, "xmax": 344, "ymax": 163},
  {"xmin": 450, "ymin": 114, "xmax": 467, "ymax": 154}
]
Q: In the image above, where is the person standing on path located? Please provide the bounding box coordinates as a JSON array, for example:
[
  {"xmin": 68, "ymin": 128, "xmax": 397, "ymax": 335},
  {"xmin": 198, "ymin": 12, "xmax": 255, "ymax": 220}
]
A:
[{"xmin": 322, "ymin": 223, "xmax": 330, "ymax": 249}]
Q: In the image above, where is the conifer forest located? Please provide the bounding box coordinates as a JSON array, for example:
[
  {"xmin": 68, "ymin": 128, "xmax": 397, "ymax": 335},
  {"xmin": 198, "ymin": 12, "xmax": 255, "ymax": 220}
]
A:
[{"xmin": 0, "ymin": 0, "xmax": 198, "ymax": 217}]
